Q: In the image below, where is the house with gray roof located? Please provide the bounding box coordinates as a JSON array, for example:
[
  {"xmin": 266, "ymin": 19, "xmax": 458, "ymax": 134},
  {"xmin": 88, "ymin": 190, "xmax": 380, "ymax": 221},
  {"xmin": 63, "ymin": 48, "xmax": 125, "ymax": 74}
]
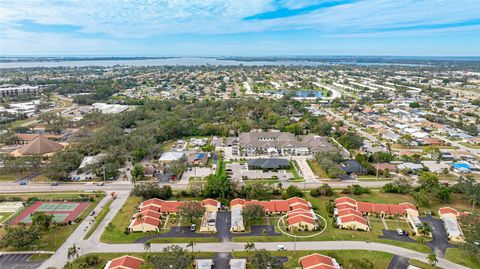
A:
[
  {"xmin": 247, "ymin": 158, "xmax": 290, "ymax": 170},
  {"xmin": 238, "ymin": 131, "xmax": 334, "ymax": 156}
]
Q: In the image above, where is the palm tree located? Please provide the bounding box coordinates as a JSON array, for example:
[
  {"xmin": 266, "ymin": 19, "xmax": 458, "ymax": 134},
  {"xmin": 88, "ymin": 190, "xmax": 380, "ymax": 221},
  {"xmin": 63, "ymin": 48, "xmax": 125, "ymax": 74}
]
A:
[
  {"xmin": 186, "ymin": 240, "xmax": 195, "ymax": 252},
  {"xmin": 67, "ymin": 244, "xmax": 80, "ymax": 263},
  {"xmin": 144, "ymin": 241, "xmax": 151, "ymax": 252},
  {"xmin": 244, "ymin": 242, "xmax": 255, "ymax": 252},
  {"xmin": 428, "ymin": 252, "xmax": 438, "ymax": 266},
  {"xmin": 136, "ymin": 212, "xmax": 144, "ymax": 232},
  {"xmin": 419, "ymin": 223, "xmax": 431, "ymax": 238}
]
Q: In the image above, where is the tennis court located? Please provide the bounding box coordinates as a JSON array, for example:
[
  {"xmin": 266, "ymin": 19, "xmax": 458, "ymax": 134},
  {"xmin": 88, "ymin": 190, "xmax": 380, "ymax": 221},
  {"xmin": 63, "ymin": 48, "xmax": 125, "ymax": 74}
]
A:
[
  {"xmin": 20, "ymin": 213, "xmax": 69, "ymax": 223},
  {"xmin": 10, "ymin": 201, "xmax": 89, "ymax": 225},
  {"xmin": 37, "ymin": 203, "xmax": 79, "ymax": 212}
]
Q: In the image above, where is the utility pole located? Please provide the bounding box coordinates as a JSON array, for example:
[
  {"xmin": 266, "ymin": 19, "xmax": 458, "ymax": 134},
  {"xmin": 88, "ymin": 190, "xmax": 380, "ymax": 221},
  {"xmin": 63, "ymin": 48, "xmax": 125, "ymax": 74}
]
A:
[{"xmin": 103, "ymin": 166, "xmax": 106, "ymax": 181}]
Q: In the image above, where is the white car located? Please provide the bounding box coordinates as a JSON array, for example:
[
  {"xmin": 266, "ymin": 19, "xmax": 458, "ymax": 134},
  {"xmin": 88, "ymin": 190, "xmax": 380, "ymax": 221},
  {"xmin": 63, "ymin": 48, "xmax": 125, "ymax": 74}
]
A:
[
  {"xmin": 396, "ymin": 228, "xmax": 404, "ymax": 236},
  {"xmin": 277, "ymin": 245, "xmax": 287, "ymax": 251}
]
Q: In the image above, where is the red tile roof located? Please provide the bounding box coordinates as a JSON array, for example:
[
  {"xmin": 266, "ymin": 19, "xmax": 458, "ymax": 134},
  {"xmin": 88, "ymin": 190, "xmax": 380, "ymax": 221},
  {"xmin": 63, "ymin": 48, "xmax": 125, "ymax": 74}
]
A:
[
  {"xmin": 288, "ymin": 214, "xmax": 316, "ymax": 226},
  {"xmin": 438, "ymin": 207, "xmax": 458, "ymax": 216},
  {"xmin": 287, "ymin": 197, "xmax": 309, "ymax": 206},
  {"xmin": 338, "ymin": 208, "xmax": 363, "ymax": 218},
  {"xmin": 334, "ymin": 197, "xmax": 357, "ymax": 206},
  {"xmin": 107, "ymin": 255, "xmax": 144, "ymax": 269},
  {"xmin": 336, "ymin": 203, "xmax": 355, "ymax": 211},
  {"xmin": 201, "ymin": 198, "xmax": 219, "ymax": 207},
  {"xmin": 299, "ymin": 253, "xmax": 336, "ymax": 269},
  {"xmin": 132, "ymin": 216, "xmax": 161, "ymax": 227},
  {"xmin": 159, "ymin": 201, "xmax": 184, "ymax": 213},
  {"xmin": 339, "ymin": 215, "xmax": 368, "ymax": 226},
  {"xmin": 140, "ymin": 209, "xmax": 161, "ymax": 219},
  {"xmin": 231, "ymin": 198, "xmax": 246, "ymax": 207},
  {"xmin": 271, "ymin": 200, "xmax": 290, "ymax": 212}
]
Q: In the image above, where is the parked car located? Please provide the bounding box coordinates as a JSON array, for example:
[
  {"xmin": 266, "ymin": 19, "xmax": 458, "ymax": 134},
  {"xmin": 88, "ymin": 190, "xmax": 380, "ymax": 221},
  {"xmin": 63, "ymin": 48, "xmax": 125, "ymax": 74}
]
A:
[
  {"xmin": 190, "ymin": 224, "xmax": 196, "ymax": 231},
  {"xmin": 396, "ymin": 228, "xmax": 404, "ymax": 236}
]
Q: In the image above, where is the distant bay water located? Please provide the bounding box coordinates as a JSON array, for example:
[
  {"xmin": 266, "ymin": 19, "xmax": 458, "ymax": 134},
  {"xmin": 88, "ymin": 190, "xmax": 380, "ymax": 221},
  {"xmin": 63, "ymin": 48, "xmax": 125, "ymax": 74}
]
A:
[{"xmin": 0, "ymin": 57, "xmax": 427, "ymax": 69}]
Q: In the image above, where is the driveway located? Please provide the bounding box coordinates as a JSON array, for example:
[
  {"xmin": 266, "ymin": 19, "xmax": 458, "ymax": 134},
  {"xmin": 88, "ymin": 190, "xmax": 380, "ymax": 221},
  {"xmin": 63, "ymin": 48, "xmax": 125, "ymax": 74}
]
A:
[
  {"xmin": 233, "ymin": 225, "xmax": 282, "ymax": 237},
  {"xmin": 181, "ymin": 167, "xmax": 213, "ymax": 181},
  {"xmin": 420, "ymin": 216, "xmax": 456, "ymax": 257},
  {"xmin": 0, "ymin": 254, "xmax": 43, "ymax": 269},
  {"xmin": 379, "ymin": 229, "xmax": 418, "ymax": 244},
  {"xmin": 387, "ymin": 255, "xmax": 409, "ymax": 269},
  {"xmin": 135, "ymin": 211, "xmax": 281, "ymax": 243},
  {"xmin": 292, "ymin": 156, "xmax": 316, "ymax": 180}
]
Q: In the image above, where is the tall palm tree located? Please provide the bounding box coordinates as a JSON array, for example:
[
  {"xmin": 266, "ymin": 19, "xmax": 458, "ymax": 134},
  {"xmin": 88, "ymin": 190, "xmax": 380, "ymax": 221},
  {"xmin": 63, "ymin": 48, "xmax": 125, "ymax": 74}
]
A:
[
  {"xmin": 419, "ymin": 223, "xmax": 431, "ymax": 238},
  {"xmin": 144, "ymin": 241, "xmax": 151, "ymax": 252},
  {"xmin": 136, "ymin": 212, "xmax": 144, "ymax": 232},
  {"xmin": 244, "ymin": 242, "xmax": 255, "ymax": 252},
  {"xmin": 428, "ymin": 252, "xmax": 438, "ymax": 266},
  {"xmin": 67, "ymin": 244, "xmax": 80, "ymax": 263},
  {"xmin": 186, "ymin": 240, "xmax": 195, "ymax": 252}
]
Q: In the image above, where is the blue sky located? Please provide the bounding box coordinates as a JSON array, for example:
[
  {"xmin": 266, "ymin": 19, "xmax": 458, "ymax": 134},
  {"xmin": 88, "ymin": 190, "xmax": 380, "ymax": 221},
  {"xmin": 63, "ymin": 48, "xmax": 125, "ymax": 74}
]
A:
[{"xmin": 0, "ymin": 0, "xmax": 479, "ymax": 56}]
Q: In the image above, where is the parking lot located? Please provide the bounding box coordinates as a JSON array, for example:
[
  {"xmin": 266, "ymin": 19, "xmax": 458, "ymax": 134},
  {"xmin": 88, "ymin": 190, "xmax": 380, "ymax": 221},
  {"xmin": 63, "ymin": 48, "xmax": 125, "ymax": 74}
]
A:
[
  {"xmin": 181, "ymin": 167, "xmax": 214, "ymax": 182},
  {"xmin": 0, "ymin": 254, "xmax": 44, "ymax": 269},
  {"xmin": 228, "ymin": 163, "xmax": 293, "ymax": 181}
]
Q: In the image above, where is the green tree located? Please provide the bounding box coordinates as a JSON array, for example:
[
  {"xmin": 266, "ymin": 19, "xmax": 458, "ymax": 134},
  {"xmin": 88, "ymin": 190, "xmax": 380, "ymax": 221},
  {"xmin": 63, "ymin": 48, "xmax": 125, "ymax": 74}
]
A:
[
  {"xmin": 419, "ymin": 223, "xmax": 432, "ymax": 237},
  {"xmin": 186, "ymin": 241, "xmax": 195, "ymax": 252},
  {"xmin": 144, "ymin": 241, "xmax": 151, "ymax": 252},
  {"xmin": 131, "ymin": 163, "xmax": 145, "ymax": 181},
  {"xmin": 203, "ymin": 174, "xmax": 232, "ymax": 198},
  {"xmin": 310, "ymin": 184, "xmax": 333, "ymax": 197},
  {"xmin": 284, "ymin": 185, "xmax": 303, "ymax": 198},
  {"xmin": 178, "ymin": 202, "xmax": 204, "ymax": 224},
  {"xmin": 67, "ymin": 244, "xmax": 80, "ymax": 262},
  {"xmin": 31, "ymin": 212, "xmax": 54, "ymax": 231},
  {"xmin": 149, "ymin": 245, "xmax": 192, "ymax": 269},
  {"xmin": 242, "ymin": 204, "xmax": 265, "ymax": 227},
  {"xmin": 427, "ymin": 252, "xmax": 438, "ymax": 266},
  {"xmin": 249, "ymin": 249, "xmax": 284, "ymax": 269},
  {"xmin": 418, "ymin": 172, "xmax": 440, "ymax": 190},
  {"xmin": 244, "ymin": 242, "xmax": 256, "ymax": 252},
  {"xmin": 460, "ymin": 213, "xmax": 480, "ymax": 260},
  {"xmin": 412, "ymin": 189, "xmax": 430, "ymax": 207},
  {"xmin": 0, "ymin": 224, "xmax": 40, "ymax": 249}
]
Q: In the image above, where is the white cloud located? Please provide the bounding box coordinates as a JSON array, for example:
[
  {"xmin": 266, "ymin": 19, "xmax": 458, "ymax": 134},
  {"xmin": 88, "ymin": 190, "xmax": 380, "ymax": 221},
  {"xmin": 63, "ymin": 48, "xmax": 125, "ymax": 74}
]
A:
[{"xmin": 0, "ymin": 0, "xmax": 479, "ymax": 55}]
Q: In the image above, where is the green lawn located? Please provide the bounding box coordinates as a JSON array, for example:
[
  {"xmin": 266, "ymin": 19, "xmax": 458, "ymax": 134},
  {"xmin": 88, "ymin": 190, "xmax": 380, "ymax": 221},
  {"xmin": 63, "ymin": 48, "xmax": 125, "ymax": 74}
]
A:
[
  {"xmin": 101, "ymin": 196, "xmax": 144, "ymax": 243},
  {"xmin": 445, "ymin": 248, "xmax": 480, "ymax": 269},
  {"xmin": 0, "ymin": 211, "xmax": 15, "ymax": 224},
  {"xmin": 84, "ymin": 198, "xmax": 114, "ymax": 240},
  {"xmin": 459, "ymin": 142, "xmax": 480, "ymax": 149},
  {"xmin": 307, "ymin": 159, "xmax": 329, "ymax": 178},
  {"xmin": 0, "ymin": 171, "xmax": 32, "ymax": 181},
  {"xmin": 65, "ymin": 252, "xmax": 215, "ymax": 269},
  {"xmin": 148, "ymin": 237, "xmax": 220, "ymax": 244},
  {"xmin": 234, "ymin": 250, "xmax": 393, "ymax": 269},
  {"xmin": 28, "ymin": 253, "xmax": 52, "ymax": 261},
  {"xmin": 288, "ymin": 161, "xmax": 302, "ymax": 180},
  {"xmin": 409, "ymin": 259, "xmax": 439, "ymax": 269}
]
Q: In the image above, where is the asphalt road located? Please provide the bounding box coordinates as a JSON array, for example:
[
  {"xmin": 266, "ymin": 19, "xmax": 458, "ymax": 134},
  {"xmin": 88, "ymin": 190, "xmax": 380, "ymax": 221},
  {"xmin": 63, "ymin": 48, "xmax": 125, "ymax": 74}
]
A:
[
  {"xmin": 87, "ymin": 241, "xmax": 467, "ymax": 269},
  {"xmin": 0, "ymin": 179, "xmax": 392, "ymax": 194}
]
